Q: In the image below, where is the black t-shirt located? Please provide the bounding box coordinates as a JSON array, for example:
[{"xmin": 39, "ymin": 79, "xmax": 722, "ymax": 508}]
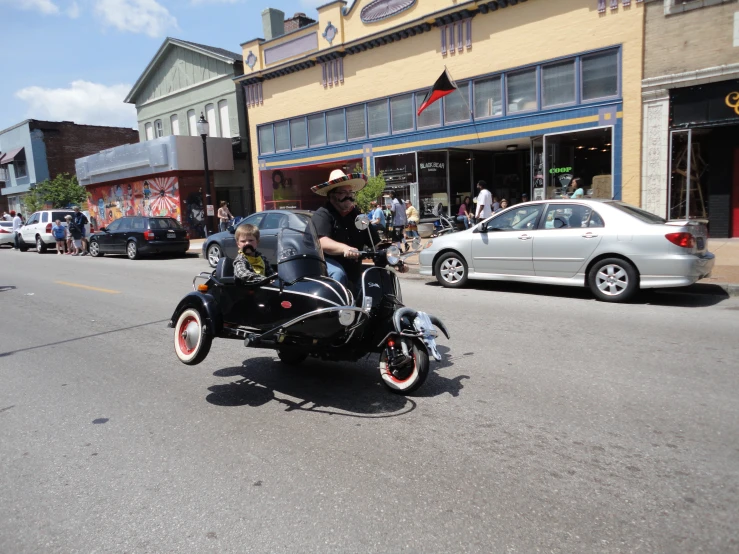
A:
[{"xmin": 312, "ymin": 202, "xmax": 380, "ymax": 281}]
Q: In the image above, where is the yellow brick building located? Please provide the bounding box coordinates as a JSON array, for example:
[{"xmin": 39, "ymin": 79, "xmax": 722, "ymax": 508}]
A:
[{"xmin": 237, "ymin": 0, "xmax": 645, "ymax": 214}]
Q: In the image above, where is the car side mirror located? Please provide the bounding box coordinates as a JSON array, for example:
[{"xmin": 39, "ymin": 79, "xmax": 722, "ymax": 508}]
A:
[
  {"xmin": 100, "ymin": 226, "xmax": 107, "ymax": 232},
  {"xmin": 475, "ymin": 224, "xmax": 487, "ymax": 233}
]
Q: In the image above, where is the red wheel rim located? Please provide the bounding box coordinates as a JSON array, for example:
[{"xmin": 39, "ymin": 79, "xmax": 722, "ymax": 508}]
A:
[
  {"xmin": 177, "ymin": 315, "xmax": 197, "ymax": 355},
  {"xmin": 385, "ymin": 352, "xmax": 417, "ymax": 384}
]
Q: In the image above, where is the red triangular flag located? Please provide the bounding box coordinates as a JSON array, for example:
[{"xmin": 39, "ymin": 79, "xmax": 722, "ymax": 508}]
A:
[{"xmin": 417, "ymin": 69, "xmax": 457, "ymax": 116}]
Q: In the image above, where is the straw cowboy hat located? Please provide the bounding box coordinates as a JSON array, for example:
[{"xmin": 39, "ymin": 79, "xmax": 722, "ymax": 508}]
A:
[{"xmin": 311, "ymin": 169, "xmax": 367, "ymax": 196}]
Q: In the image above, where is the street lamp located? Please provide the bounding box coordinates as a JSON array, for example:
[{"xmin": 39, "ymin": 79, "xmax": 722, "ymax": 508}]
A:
[{"xmin": 196, "ymin": 113, "xmax": 215, "ymax": 236}]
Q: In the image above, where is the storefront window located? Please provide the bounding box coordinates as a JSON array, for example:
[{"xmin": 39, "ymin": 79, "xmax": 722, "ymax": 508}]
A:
[
  {"xmin": 444, "ymin": 82, "xmax": 470, "ymax": 123},
  {"xmin": 417, "ymin": 151, "xmax": 448, "ymax": 217},
  {"xmin": 543, "ymin": 127, "xmax": 613, "ymax": 199},
  {"xmin": 474, "ymin": 76, "xmax": 502, "ymax": 118},
  {"xmin": 582, "ymin": 50, "xmax": 618, "ymax": 100},
  {"xmin": 507, "ymin": 69, "xmax": 537, "ymax": 113},
  {"xmin": 668, "ymin": 129, "xmax": 708, "ymax": 220},
  {"xmin": 368, "ymin": 99, "xmax": 389, "ymax": 137},
  {"xmin": 532, "ymin": 137, "xmax": 544, "ymax": 201},
  {"xmin": 346, "ymin": 104, "xmax": 366, "ymax": 140},
  {"xmin": 274, "ymin": 121, "xmax": 289, "ymax": 152},
  {"xmin": 542, "ymin": 61, "xmax": 575, "ymax": 107},
  {"xmin": 391, "ymin": 94, "xmax": 414, "ymax": 133},
  {"xmin": 308, "ymin": 114, "xmax": 326, "ymax": 147},
  {"xmin": 416, "ymin": 92, "xmax": 440, "ymax": 128},
  {"xmin": 290, "ymin": 117, "xmax": 307, "ymax": 149},
  {"xmin": 327, "ymin": 109, "xmax": 346, "ymax": 144},
  {"xmin": 258, "ymin": 125, "xmax": 274, "ymax": 154}
]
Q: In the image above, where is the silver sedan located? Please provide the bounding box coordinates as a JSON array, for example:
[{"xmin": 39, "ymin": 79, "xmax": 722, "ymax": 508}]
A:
[{"xmin": 418, "ymin": 199, "xmax": 715, "ymax": 302}]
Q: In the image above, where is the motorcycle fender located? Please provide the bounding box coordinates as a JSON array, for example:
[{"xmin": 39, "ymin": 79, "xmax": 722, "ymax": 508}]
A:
[{"xmin": 168, "ymin": 292, "xmax": 222, "ymax": 336}]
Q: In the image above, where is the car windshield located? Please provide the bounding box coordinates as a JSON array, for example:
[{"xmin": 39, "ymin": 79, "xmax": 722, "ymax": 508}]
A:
[
  {"xmin": 149, "ymin": 218, "xmax": 183, "ymax": 230},
  {"xmin": 606, "ymin": 201, "xmax": 666, "ymax": 224}
]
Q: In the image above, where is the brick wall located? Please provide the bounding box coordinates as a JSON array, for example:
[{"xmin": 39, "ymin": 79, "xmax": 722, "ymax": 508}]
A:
[
  {"xmin": 644, "ymin": 0, "xmax": 739, "ymax": 78},
  {"xmin": 31, "ymin": 121, "xmax": 139, "ymax": 180}
]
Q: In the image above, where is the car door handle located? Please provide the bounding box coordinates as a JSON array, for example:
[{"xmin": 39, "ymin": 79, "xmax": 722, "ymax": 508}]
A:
[
  {"xmin": 518, "ymin": 234, "xmax": 532, "ymax": 240},
  {"xmin": 582, "ymin": 233, "xmax": 598, "ymax": 238}
]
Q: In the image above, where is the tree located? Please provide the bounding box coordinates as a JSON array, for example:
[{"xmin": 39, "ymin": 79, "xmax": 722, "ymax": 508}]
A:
[
  {"xmin": 23, "ymin": 173, "xmax": 88, "ymax": 213},
  {"xmin": 354, "ymin": 164, "xmax": 386, "ymax": 214}
]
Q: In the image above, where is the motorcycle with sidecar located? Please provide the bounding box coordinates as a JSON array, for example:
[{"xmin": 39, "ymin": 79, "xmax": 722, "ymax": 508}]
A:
[{"xmin": 169, "ymin": 215, "xmax": 449, "ymax": 394}]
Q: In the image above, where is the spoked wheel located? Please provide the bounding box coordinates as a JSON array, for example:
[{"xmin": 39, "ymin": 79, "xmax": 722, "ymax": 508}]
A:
[
  {"xmin": 588, "ymin": 258, "xmax": 639, "ymax": 303},
  {"xmin": 277, "ymin": 350, "xmax": 308, "ymax": 365},
  {"xmin": 173, "ymin": 308, "xmax": 212, "ymax": 365},
  {"xmin": 36, "ymin": 237, "xmax": 47, "ymax": 253},
  {"xmin": 89, "ymin": 240, "xmax": 103, "ymax": 257},
  {"xmin": 434, "ymin": 252, "xmax": 468, "ymax": 288},
  {"xmin": 379, "ymin": 338, "xmax": 429, "ymax": 395},
  {"xmin": 207, "ymin": 244, "xmax": 222, "ymax": 268},
  {"xmin": 127, "ymin": 241, "xmax": 139, "ymax": 260}
]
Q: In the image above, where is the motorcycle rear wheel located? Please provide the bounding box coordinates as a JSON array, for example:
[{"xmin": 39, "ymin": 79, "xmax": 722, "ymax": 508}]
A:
[
  {"xmin": 173, "ymin": 307, "xmax": 212, "ymax": 365},
  {"xmin": 379, "ymin": 338, "xmax": 429, "ymax": 395}
]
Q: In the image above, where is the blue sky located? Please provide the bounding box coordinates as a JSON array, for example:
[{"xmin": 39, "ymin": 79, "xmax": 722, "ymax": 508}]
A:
[{"xmin": 0, "ymin": 0, "xmax": 320, "ymax": 132}]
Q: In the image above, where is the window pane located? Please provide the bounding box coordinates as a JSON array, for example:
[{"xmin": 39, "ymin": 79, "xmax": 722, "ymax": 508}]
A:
[
  {"xmin": 474, "ymin": 77, "xmax": 502, "ymax": 118},
  {"xmin": 308, "ymin": 114, "xmax": 326, "ymax": 146},
  {"xmin": 582, "ymin": 50, "xmax": 618, "ymax": 100},
  {"xmin": 390, "ymin": 94, "xmax": 413, "ymax": 132},
  {"xmin": 145, "ymin": 122, "xmax": 153, "ymax": 141},
  {"xmin": 274, "ymin": 121, "xmax": 289, "ymax": 152},
  {"xmin": 346, "ymin": 105, "xmax": 366, "ymax": 140},
  {"xmin": 542, "ymin": 61, "xmax": 575, "ymax": 107},
  {"xmin": 290, "ymin": 117, "xmax": 307, "ymax": 149},
  {"xmin": 258, "ymin": 125, "xmax": 274, "ymax": 154},
  {"xmin": 444, "ymin": 82, "xmax": 469, "ymax": 123},
  {"xmin": 218, "ymin": 100, "xmax": 231, "ymax": 138},
  {"xmin": 170, "ymin": 114, "xmax": 179, "ymax": 135},
  {"xmin": 507, "ymin": 69, "xmax": 537, "ymax": 113},
  {"xmin": 415, "ymin": 92, "xmax": 440, "ymax": 128},
  {"xmin": 187, "ymin": 110, "xmax": 197, "ymax": 136},
  {"xmin": 367, "ymin": 100, "xmax": 389, "ymax": 137},
  {"xmin": 326, "ymin": 109, "xmax": 346, "ymax": 143},
  {"xmin": 205, "ymin": 104, "xmax": 217, "ymax": 137},
  {"xmin": 155, "ymin": 119, "xmax": 163, "ymax": 137}
]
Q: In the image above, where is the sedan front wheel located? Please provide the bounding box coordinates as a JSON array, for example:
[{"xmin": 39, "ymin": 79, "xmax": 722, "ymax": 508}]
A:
[
  {"xmin": 434, "ymin": 252, "xmax": 468, "ymax": 288},
  {"xmin": 207, "ymin": 244, "xmax": 222, "ymax": 268}
]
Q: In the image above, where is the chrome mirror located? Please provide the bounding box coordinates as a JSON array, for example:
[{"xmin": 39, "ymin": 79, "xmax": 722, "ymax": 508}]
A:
[
  {"xmin": 355, "ymin": 214, "xmax": 370, "ymax": 230},
  {"xmin": 386, "ymin": 245, "xmax": 401, "ymax": 265}
]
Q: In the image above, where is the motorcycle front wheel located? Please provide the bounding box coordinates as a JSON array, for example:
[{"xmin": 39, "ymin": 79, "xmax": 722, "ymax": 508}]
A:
[
  {"xmin": 379, "ymin": 338, "xmax": 429, "ymax": 395},
  {"xmin": 173, "ymin": 307, "xmax": 212, "ymax": 365}
]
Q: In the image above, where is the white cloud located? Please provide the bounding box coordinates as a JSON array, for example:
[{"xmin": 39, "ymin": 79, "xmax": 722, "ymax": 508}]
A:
[
  {"xmin": 94, "ymin": 0, "xmax": 178, "ymax": 38},
  {"xmin": 0, "ymin": 0, "xmax": 61, "ymax": 15},
  {"xmin": 67, "ymin": 1, "xmax": 80, "ymax": 18},
  {"xmin": 15, "ymin": 81, "xmax": 137, "ymax": 129},
  {"xmin": 190, "ymin": 0, "xmax": 241, "ymax": 4}
]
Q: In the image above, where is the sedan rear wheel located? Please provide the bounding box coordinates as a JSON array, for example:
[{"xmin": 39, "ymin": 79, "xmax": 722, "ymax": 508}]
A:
[
  {"xmin": 127, "ymin": 241, "xmax": 140, "ymax": 260},
  {"xmin": 207, "ymin": 244, "xmax": 222, "ymax": 268},
  {"xmin": 434, "ymin": 252, "xmax": 468, "ymax": 288},
  {"xmin": 588, "ymin": 258, "xmax": 638, "ymax": 303},
  {"xmin": 36, "ymin": 236, "xmax": 47, "ymax": 254}
]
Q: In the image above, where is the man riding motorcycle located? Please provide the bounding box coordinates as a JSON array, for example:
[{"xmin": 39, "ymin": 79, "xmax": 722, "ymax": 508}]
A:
[{"xmin": 311, "ymin": 169, "xmax": 406, "ymax": 289}]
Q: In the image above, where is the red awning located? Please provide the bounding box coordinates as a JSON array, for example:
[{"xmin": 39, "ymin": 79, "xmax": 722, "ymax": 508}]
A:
[{"xmin": 0, "ymin": 147, "xmax": 25, "ymax": 165}]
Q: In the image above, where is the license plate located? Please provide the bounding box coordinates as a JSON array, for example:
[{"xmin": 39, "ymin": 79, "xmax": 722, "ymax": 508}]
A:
[
  {"xmin": 697, "ymin": 237, "xmax": 705, "ymax": 250},
  {"xmin": 167, "ymin": 231, "xmax": 176, "ymax": 239}
]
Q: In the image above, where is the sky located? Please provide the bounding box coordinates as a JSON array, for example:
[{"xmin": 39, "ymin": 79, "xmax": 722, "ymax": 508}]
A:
[{"xmin": 0, "ymin": 0, "xmax": 324, "ymax": 133}]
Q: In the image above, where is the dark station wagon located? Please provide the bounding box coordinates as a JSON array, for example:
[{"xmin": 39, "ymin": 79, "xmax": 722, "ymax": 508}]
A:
[{"xmin": 89, "ymin": 216, "xmax": 190, "ymax": 260}]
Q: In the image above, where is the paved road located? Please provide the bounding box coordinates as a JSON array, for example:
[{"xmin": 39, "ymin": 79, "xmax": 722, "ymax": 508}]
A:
[{"xmin": 1, "ymin": 249, "xmax": 738, "ymax": 553}]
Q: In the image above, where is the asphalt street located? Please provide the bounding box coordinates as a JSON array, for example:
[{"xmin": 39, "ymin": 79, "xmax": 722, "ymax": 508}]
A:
[{"xmin": 1, "ymin": 249, "xmax": 738, "ymax": 553}]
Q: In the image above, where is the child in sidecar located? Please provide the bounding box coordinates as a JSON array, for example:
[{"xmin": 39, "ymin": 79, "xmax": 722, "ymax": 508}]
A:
[{"xmin": 233, "ymin": 224, "xmax": 276, "ymax": 283}]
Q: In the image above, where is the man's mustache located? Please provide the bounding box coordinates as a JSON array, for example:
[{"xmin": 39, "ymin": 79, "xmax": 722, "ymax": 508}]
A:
[{"xmin": 336, "ymin": 196, "xmax": 355, "ymax": 202}]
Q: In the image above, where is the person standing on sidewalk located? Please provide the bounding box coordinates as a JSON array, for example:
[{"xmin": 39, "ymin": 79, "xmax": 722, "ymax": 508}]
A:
[
  {"xmin": 65, "ymin": 215, "xmax": 82, "ymax": 256},
  {"xmin": 12, "ymin": 212, "xmax": 23, "ymax": 250},
  {"xmin": 72, "ymin": 206, "xmax": 89, "ymax": 255},
  {"xmin": 217, "ymin": 201, "xmax": 234, "ymax": 233},
  {"xmin": 52, "ymin": 219, "xmax": 67, "ymax": 254},
  {"xmin": 389, "ymin": 190, "xmax": 407, "ymax": 251},
  {"xmin": 474, "ymin": 181, "xmax": 493, "ymax": 223}
]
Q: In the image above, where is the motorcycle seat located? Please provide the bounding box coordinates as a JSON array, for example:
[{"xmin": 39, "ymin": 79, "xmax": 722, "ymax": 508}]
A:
[{"xmin": 214, "ymin": 256, "xmax": 236, "ymax": 285}]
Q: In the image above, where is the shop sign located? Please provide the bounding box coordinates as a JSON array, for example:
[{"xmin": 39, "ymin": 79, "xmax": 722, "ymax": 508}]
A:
[
  {"xmin": 420, "ymin": 162, "xmax": 445, "ymax": 172},
  {"xmin": 726, "ymin": 92, "xmax": 739, "ymax": 116},
  {"xmin": 549, "ymin": 166, "xmax": 572, "ymax": 174},
  {"xmin": 671, "ymin": 79, "xmax": 739, "ymax": 127}
]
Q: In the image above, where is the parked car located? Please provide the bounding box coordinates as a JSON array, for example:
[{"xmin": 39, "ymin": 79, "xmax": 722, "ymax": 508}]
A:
[
  {"xmin": 88, "ymin": 216, "xmax": 190, "ymax": 260},
  {"xmin": 0, "ymin": 221, "xmax": 14, "ymax": 247},
  {"xmin": 202, "ymin": 209, "xmax": 314, "ymax": 267},
  {"xmin": 418, "ymin": 199, "xmax": 715, "ymax": 303},
  {"xmin": 16, "ymin": 209, "xmax": 94, "ymax": 253}
]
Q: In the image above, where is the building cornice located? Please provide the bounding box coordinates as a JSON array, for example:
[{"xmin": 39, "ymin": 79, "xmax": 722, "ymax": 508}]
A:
[{"xmin": 642, "ymin": 63, "xmax": 739, "ymax": 91}]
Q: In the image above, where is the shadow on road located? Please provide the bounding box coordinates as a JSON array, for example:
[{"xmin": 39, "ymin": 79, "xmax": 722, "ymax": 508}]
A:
[
  {"xmin": 205, "ymin": 345, "xmax": 468, "ymax": 417},
  {"xmin": 422, "ymin": 279, "xmax": 730, "ymax": 308}
]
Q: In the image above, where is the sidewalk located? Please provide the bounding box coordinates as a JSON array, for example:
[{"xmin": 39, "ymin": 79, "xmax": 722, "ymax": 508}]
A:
[{"xmin": 189, "ymin": 237, "xmax": 739, "ymax": 295}]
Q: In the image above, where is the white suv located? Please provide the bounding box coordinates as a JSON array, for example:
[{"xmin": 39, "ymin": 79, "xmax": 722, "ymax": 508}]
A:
[{"xmin": 18, "ymin": 209, "xmax": 92, "ymax": 253}]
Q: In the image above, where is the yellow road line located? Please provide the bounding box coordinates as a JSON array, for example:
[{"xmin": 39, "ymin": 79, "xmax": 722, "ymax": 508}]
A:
[{"xmin": 54, "ymin": 281, "xmax": 122, "ymax": 294}]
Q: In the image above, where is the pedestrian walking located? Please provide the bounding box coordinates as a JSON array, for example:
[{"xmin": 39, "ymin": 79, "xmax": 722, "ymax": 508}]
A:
[
  {"xmin": 72, "ymin": 206, "xmax": 89, "ymax": 255},
  {"xmin": 389, "ymin": 191, "xmax": 407, "ymax": 251},
  {"xmin": 65, "ymin": 215, "xmax": 82, "ymax": 256},
  {"xmin": 51, "ymin": 219, "xmax": 67, "ymax": 254},
  {"xmin": 217, "ymin": 201, "xmax": 234, "ymax": 233},
  {"xmin": 474, "ymin": 180, "xmax": 493, "ymax": 221},
  {"xmin": 404, "ymin": 199, "xmax": 420, "ymax": 248},
  {"xmin": 369, "ymin": 200, "xmax": 386, "ymax": 238},
  {"xmin": 12, "ymin": 212, "xmax": 23, "ymax": 250}
]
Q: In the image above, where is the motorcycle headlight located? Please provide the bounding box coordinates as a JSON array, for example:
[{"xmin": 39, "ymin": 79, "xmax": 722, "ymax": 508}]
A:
[
  {"xmin": 338, "ymin": 309, "xmax": 356, "ymax": 326},
  {"xmin": 386, "ymin": 245, "xmax": 401, "ymax": 265}
]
